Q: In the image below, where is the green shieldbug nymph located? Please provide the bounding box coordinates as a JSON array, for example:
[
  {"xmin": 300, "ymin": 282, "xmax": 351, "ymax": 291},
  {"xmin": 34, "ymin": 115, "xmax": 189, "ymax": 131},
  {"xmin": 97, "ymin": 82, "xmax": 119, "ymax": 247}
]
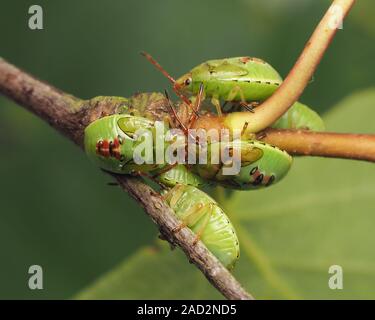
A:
[
  {"xmin": 193, "ymin": 140, "xmax": 292, "ymax": 190},
  {"xmin": 84, "ymin": 114, "xmax": 167, "ymax": 174},
  {"xmin": 272, "ymin": 101, "xmax": 325, "ymax": 132},
  {"xmin": 142, "ymin": 52, "xmax": 282, "ymax": 114},
  {"xmin": 142, "ymin": 52, "xmax": 325, "ymax": 131},
  {"xmin": 175, "ymin": 57, "xmax": 282, "ymax": 105},
  {"xmin": 163, "ymin": 184, "xmax": 240, "ymax": 270}
]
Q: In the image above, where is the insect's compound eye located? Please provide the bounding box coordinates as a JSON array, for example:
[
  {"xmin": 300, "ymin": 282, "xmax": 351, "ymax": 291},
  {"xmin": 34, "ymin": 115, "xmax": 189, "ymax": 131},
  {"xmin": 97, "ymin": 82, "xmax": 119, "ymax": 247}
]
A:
[{"xmin": 184, "ymin": 77, "xmax": 192, "ymax": 86}]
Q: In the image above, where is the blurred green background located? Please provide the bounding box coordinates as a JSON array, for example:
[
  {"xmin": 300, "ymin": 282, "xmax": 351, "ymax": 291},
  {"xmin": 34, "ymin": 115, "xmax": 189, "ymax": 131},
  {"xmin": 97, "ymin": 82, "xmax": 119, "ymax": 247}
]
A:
[{"xmin": 0, "ymin": 0, "xmax": 374, "ymax": 299}]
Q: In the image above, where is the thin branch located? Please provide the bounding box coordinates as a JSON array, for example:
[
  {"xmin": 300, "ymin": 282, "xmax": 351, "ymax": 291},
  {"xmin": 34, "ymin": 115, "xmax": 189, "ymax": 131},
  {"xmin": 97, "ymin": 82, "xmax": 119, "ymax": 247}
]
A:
[
  {"xmin": 223, "ymin": 0, "xmax": 356, "ymax": 133},
  {"xmin": 258, "ymin": 129, "xmax": 375, "ymax": 162},
  {"xmin": 116, "ymin": 176, "xmax": 253, "ymax": 300},
  {"xmin": 0, "ymin": 0, "xmax": 361, "ymax": 300},
  {"xmin": 0, "ymin": 57, "xmax": 82, "ymax": 141},
  {"xmin": 0, "ymin": 57, "xmax": 253, "ymax": 300}
]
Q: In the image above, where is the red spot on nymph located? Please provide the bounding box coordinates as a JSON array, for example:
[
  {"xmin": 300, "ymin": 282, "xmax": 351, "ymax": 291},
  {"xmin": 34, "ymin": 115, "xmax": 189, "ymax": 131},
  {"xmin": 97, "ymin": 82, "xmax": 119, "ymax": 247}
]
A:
[
  {"xmin": 96, "ymin": 139, "xmax": 110, "ymax": 158},
  {"xmin": 240, "ymin": 57, "xmax": 251, "ymax": 64},
  {"xmin": 96, "ymin": 137, "xmax": 123, "ymax": 160},
  {"xmin": 111, "ymin": 138, "xmax": 122, "ymax": 160}
]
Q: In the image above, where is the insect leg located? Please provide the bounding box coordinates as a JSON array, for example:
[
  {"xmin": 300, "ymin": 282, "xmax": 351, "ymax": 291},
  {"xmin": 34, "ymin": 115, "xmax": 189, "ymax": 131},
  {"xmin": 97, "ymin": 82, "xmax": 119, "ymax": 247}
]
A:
[
  {"xmin": 164, "ymin": 89, "xmax": 188, "ymax": 133},
  {"xmin": 241, "ymin": 122, "xmax": 249, "ymax": 137},
  {"xmin": 240, "ymin": 122, "xmax": 256, "ymax": 140},
  {"xmin": 256, "ymin": 130, "xmax": 267, "ymax": 140},
  {"xmin": 191, "ymin": 203, "xmax": 213, "ymax": 245},
  {"xmin": 152, "ymin": 163, "xmax": 179, "ymax": 179},
  {"xmin": 210, "ymin": 95, "xmax": 223, "ymax": 117},
  {"xmin": 132, "ymin": 170, "xmax": 168, "ymax": 189},
  {"xmin": 226, "ymin": 85, "xmax": 256, "ymax": 113},
  {"xmin": 107, "ymin": 182, "xmax": 119, "ymax": 186},
  {"xmin": 161, "ymin": 183, "xmax": 184, "ymax": 202},
  {"xmin": 172, "ymin": 203, "xmax": 202, "ymax": 232},
  {"xmin": 172, "ymin": 202, "xmax": 212, "ymax": 246},
  {"xmin": 187, "ymin": 83, "xmax": 205, "ymax": 129}
]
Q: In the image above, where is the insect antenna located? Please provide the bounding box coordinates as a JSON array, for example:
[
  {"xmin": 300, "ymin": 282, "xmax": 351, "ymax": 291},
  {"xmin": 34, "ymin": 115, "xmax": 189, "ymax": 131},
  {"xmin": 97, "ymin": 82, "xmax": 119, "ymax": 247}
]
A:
[
  {"xmin": 141, "ymin": 51, "xmax": 196, "ymax": 115},
  {"xmin": 141, "ymin": 51, "xmax": 176, "ymax": 85}
]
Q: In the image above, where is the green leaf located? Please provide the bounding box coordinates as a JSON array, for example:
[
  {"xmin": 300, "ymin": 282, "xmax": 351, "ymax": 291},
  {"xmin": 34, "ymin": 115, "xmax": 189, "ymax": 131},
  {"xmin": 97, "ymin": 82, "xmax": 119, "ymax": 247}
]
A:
[
  {"xmin": 76, "ymin": 241, "xmax": 221, "ymax": 300},
  {"xmin": 76, "ymin": 88, "xmax": 375, "ymax": 299}
]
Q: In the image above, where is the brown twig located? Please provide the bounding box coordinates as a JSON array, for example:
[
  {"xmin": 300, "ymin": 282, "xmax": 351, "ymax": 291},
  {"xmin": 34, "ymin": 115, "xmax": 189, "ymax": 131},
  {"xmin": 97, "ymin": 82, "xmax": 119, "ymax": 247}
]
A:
[
  {"xmin": 0, "ymin": 57, "xmax": 253, "ymax": 300},
  {"xmin": 223, "ymin": 0, "xmax": 356, "ymax": 133},
  {"xmin": 258, "ymin": 129, "xmax": 375, "ymax": 162}
]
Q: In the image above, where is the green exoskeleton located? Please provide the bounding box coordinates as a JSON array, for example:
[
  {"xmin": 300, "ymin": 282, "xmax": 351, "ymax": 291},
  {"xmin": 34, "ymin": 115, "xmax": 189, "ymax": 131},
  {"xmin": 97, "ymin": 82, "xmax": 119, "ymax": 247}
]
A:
[
  {"xmin": 84, "ymin": 113, "xmax": 292, "ymax": 189},
  {"xmin": 84, "ymin": 114, "xmax": 164, "ymax": 174},
  {"xmin": 142, "ymin": 52, "xmax": 325, "ymax": 131},
  {"xmin": 142, "ymin": 53, "xmax": 280, "ymax": 114},
  {"xmin": 193, "ymin": 140, "xmax": 292, "ymax": 190},
  {"xmin": 271, "ymin": 101, "xmax": 324, "ymax": 131},
  {"xmin": 163, "ymin": 184, "xmax": 240, "ymax": 269}
]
